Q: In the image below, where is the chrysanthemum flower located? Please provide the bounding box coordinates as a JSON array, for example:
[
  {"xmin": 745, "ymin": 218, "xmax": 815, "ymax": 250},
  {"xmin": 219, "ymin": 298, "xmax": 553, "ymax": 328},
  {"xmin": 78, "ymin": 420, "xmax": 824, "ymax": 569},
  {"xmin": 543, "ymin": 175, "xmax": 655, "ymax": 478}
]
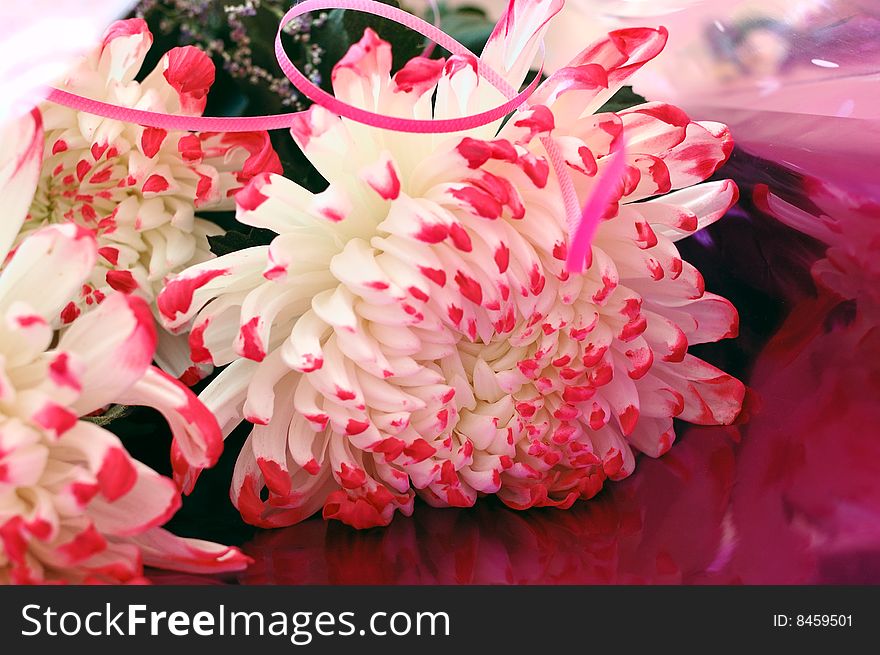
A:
[
  {"xmin": 161, "ymin": 0, "xmax": 745, "ymax": 528},
  {"xmin": 0, "ymin": 112, "xmax": 247, "ymax": 583},
  {"xmin": 21, "ymin": 18, "xmax": 281, "ymax": 380}
]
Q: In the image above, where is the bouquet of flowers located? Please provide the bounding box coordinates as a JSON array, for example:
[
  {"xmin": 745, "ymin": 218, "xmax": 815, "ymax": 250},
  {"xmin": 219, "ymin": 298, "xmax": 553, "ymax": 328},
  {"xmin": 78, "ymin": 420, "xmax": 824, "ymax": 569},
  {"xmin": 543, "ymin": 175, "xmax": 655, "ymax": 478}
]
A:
[{"xmin": 0, "ymin": 0, "xmax": 875, "ymax": 585}]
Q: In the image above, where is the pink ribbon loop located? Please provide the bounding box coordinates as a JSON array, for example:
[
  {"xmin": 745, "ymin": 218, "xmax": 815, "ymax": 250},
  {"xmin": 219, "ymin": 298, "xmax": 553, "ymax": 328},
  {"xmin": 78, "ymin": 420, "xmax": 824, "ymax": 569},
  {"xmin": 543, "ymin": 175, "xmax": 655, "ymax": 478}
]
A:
[
  {"xmin": 47, "ymin": 0, "xmax": 542, "ymax": 134},
  {"xmin": 45, "ymin": 0, "xmax": 623, "ymax": 274},
  {"xmin": 276, "ymin": 0, "xmax": 540, "ymax": 132}
]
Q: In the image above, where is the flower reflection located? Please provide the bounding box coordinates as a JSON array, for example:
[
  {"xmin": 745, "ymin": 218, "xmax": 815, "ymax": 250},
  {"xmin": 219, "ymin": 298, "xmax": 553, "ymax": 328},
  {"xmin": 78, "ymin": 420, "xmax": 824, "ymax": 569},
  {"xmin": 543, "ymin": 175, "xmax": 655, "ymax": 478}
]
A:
[
  {"xmin": 726, "ymin": 157, "xmax": 880, "ymax": 583},
  {"xmin": 727, "ymin": 311, "xmax": 880, "ymax": 583},
  {"xmin": 232, "ymin": 425, "xmax": 736, "ymax": 584}
]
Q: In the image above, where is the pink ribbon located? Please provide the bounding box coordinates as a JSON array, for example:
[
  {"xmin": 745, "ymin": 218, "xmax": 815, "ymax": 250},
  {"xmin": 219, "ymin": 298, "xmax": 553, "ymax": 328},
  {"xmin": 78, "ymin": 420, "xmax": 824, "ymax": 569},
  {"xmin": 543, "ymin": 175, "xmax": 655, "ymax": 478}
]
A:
[
  {"xmin": 48, "ymin": 1, "xmax": 539, "ymax": 133},
  {"xmin": 46, "ymin": 0, "xmax": 623, "ymax": 273},
  {"xmin": 560, "ymin": 137, "xmax": 625, "ymax": 272}
]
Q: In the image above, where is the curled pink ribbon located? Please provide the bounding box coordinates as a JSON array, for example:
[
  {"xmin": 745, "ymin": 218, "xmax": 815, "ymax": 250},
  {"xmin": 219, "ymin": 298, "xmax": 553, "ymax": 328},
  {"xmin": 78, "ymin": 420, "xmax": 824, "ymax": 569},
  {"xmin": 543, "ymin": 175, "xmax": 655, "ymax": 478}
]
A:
[
  {"xmin": 46, "ymin": 0, "xmax": 624, "ymax": 273},
  {"xmin": 48, "ymin": 1, "xmax": 540, "ymax": 133}
]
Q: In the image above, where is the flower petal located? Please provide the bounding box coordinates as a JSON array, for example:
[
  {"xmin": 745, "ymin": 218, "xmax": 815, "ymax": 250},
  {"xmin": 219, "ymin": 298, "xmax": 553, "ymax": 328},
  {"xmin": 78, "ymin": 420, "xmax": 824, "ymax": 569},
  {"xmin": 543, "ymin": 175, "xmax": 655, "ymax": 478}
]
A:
[
  {"xmin": 129, "ymin": 528, "xmax": 251, "ymax": 574},
  {"xmin": 0, "ymin": 224, "xmax": 97, "ymax": 323},
  {"xmin": 57, "ymin": 293, "xmax": 156, "ymax": 415},
  {"xmin": 481, "ymin": 0, "xmax": 565, "ymax": 91},
  {"xmin": 0, "ymin": 109, "xmax": 42, "ymax": 259},
  {"xmin": 115, "ymin": 367, "xmax": 223, "ymax": 494}
]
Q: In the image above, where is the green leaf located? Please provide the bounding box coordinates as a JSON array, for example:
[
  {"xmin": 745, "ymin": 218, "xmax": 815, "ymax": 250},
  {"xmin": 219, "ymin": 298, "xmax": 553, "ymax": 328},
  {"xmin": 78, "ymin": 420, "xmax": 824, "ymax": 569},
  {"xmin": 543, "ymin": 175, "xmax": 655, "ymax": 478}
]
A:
[
  {"xmin": 598, "ymin": 86, "xmax": 647, "ymax": 114},
  {"xmin": 438, "ymin": 5, "xmax": 495, "ymax": 55},
  {"xmin": 208, "ymin": 228, "xmax": 276, "ymax": 257},
  {"xmin": 310, "ymin": 9, "xmax": 351, "ymax": 92}
]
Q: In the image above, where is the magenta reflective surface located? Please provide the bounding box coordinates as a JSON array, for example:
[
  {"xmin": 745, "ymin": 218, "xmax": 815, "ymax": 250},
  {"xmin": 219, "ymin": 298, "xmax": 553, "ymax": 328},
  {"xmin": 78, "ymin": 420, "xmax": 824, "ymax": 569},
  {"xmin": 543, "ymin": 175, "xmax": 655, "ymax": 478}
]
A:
[
  {"xmin": 149, "ymin": 426, "xmax": 880, "ymax": 585},
  {"xmin": 149, "ymin": 320, "xmax": 880, "ymax": 585}
]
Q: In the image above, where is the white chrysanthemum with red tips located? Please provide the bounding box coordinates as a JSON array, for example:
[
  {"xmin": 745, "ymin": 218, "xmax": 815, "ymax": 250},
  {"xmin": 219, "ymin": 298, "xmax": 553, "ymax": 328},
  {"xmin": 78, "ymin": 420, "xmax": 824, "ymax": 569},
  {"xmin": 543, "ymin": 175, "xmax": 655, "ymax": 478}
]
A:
[
  {"xmin": 0, "ymin": 113, "xmax": 247, "ymax": 583},
  {"xmin": 19, "ymin": 18, "xmax": 280, "ymax": 381},
  {"xmin": 160, "ymin": 0, "xmax": 744, "ymax": 529}
]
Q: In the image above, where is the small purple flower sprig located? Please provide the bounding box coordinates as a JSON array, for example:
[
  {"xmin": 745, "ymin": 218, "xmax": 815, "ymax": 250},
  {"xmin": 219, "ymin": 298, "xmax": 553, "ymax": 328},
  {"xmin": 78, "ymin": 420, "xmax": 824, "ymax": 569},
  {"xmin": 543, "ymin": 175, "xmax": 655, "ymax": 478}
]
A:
[{"xmin": 136, "ymin": 0, "xmax": 328, "ymax": 110}]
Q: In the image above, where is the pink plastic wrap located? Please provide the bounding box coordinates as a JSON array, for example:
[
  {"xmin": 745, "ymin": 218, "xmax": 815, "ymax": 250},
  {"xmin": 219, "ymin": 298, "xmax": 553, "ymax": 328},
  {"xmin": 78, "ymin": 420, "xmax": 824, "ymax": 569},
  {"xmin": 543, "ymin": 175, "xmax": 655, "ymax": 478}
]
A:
[
  {"xmin": 625, "ymin": 0, "xmax": 880, "ymax": 193},
  {"xmin": 460, "ymin": 1, "xmax": 879, "ymax": 188},
  {"xmin": 0, "ymin": 0, "xmax": 136, "ymax": 122}
]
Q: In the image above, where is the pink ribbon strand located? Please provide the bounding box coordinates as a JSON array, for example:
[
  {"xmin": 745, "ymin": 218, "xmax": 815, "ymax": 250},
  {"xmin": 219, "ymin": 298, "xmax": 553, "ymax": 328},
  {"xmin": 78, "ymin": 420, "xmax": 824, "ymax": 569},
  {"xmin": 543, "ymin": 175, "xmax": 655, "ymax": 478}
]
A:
[
  {"xmin": 46, "ymin": 0, "xmax": 624, "ymax": 273},
  {"xmin": 47, "ymin": 0, "xmax": 539, "ymax": 134}
]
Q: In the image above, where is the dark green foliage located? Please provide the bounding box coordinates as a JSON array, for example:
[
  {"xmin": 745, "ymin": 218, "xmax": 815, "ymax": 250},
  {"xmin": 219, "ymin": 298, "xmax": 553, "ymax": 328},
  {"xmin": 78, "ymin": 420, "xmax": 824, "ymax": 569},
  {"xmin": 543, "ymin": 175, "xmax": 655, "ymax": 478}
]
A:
[
  {"xmin": 598, "ymin": 86, "xmax": 647, "ymax": 113},
  {"xmin": 437, "ymin": 4, "xmax": 496, "ymax": 54},
  {"xmin": 208, "ymin": 227, "xmax": 277, "ymax": 256}
]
